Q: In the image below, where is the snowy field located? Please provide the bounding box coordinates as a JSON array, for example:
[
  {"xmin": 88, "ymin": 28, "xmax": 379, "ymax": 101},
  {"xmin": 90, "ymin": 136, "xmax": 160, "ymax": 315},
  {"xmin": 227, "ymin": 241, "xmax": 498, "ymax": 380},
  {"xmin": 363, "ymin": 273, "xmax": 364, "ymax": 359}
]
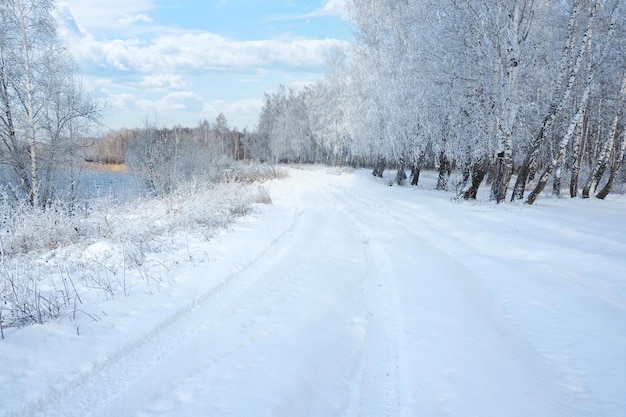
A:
[{"xmin": 2, "ymin": 167, "xmax": 625, "ymax": 417}]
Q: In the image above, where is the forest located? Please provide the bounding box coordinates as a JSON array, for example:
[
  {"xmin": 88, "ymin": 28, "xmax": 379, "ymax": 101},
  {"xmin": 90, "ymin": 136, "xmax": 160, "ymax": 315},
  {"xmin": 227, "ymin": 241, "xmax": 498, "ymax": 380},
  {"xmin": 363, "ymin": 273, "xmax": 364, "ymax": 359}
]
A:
[{"xmin": 257, "ymin": 0, "xmax": 626, "ymax": 203}]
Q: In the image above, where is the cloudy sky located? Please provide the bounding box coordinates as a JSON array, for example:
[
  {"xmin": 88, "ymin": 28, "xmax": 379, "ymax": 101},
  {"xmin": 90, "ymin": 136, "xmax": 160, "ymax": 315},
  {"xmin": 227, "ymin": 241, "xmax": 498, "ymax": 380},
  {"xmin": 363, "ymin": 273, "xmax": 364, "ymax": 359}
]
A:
[{"xmin": 55, "ymin": 0, "xmax": 352, "ymax": 131}]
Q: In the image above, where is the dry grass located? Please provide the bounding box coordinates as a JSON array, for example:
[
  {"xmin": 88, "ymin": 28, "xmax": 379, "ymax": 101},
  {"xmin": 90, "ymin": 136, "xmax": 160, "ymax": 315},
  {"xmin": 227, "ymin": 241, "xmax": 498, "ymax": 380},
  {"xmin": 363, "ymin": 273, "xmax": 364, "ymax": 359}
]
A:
[{"xmin": 0, "ymin": 165, "xmax": 277, "ymax": 330}]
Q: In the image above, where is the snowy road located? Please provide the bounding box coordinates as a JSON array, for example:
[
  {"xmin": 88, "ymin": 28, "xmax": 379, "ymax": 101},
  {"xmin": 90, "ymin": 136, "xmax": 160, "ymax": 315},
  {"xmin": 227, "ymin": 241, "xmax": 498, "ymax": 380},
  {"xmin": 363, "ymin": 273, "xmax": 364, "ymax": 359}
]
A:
[{"xmin": 3, "ymin": 168, "xmax": 626, "ymax": 417}]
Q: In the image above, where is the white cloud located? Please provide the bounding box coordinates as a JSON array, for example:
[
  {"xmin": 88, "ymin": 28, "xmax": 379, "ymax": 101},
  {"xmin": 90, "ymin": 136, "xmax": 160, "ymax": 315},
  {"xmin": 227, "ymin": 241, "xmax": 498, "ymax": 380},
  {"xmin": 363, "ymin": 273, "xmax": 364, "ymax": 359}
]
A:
[
  {"xmin": 202, "ymin": 99, "xmax": 264, "ymax": 129},
  {"xmin": 238, "ymin": 69, "xmax": 269, "ymax": 83},
  {"xmin": 302, "ymin": 0, "xmax": 351, "ymax": 20},
  {"xmin": 55, "ymin": 1, "xmax": 350, "ymax": 129},
  {"xmin": 322, "ymin": 0, "xmax": 350, "ymax": 16},
  {"xmin": 100, "ymin": 90, "xmax": 136, "ymax": 111},
  {"xmin": 57, "ymin": 0, "xmax": 155, "ymax": 30},
  {"xmin": 56, "ymin": 4, "xmax": 345, "ymax": 74},
  {"xmin": 134, "ymin": 74, "xmax": 188, "ymax": 91},
  {"xmin": 117, "ymin": 14, "xmax": 154, "ymax": 27},
  {"xmin": 136, "ymin": 91, "xmax": 204, "ymax": 113},
  {"xmin": 203, "ymin": 99, "xmax": 262, "ymax": 117},
  {"xmin": 66, "ymin": 30, "xmax": 346, "ymax": 74}
]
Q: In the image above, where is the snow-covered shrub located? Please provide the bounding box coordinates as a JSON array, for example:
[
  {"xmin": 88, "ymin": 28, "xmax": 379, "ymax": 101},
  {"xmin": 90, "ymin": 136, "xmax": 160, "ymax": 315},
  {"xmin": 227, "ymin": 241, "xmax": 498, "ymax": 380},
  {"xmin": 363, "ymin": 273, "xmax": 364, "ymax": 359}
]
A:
[
  {"xmin": 0, "ymin": 195, "xmax": 85, "ymax": 256},
  {"xmin": 0, "ymin": 259, "xmax": 80, "ymax": 329},
  {"xmin": 0, "ymin": 173, "xmax": 274, "ymax": 331},
  {"xmin": 220, "ymin": 162, "xmax": 286, "ymax": 183},
  {"xmin": 197, "ymin": 159, "xmax": 285, "ymax": 184}
]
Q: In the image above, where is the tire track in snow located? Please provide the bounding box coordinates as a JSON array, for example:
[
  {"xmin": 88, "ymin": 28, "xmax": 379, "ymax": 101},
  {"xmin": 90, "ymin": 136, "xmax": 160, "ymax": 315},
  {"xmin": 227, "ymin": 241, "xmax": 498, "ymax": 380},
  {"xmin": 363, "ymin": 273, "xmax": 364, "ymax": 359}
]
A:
[
  {"xmin": 332, "ymin": 176, "xmax": 599, "ymax": 416},
  {"xmin": 357, "ymin": 242, "xmax": 404, "ymax": 416},
  {"xmin": 321, "ymin": 185, "xmax": 405, "ymax": 417},
  {"xmin": 10, "ymin": 183, "xmax": 306, "ymax": 417}
]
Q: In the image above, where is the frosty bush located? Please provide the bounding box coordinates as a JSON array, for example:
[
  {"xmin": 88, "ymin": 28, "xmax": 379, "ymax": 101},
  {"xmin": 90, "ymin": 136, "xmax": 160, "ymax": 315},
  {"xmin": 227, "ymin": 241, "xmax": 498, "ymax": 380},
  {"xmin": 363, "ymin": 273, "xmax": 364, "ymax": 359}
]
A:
[
  {"xmin": 0, "ymin": 171, "xmax": 275, "ymax": 333},
  {"xmin": 0, "ymin": 259, "xmax": 84, "ymax": 330},
  {"xmin": 0, "ymin": 194, "xmax": 85, "ymax": 256},
  {"xmin": 220, "ymin": 161, "xmax": 286, "ymax": 184}
]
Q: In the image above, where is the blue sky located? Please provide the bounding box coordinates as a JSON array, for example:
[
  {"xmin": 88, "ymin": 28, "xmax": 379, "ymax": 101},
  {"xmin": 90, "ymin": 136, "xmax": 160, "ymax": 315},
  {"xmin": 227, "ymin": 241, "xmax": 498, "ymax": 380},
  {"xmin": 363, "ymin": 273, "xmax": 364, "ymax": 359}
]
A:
[{"xmin": 55, "ymin": 1, "xmax": 352, "ymax": 131}]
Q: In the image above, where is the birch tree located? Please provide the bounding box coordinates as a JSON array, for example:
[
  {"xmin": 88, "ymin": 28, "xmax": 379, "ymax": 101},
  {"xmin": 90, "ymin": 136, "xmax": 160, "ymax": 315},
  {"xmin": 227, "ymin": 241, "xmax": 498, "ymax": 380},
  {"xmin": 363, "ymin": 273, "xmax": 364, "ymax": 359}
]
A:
[
  {"xmin": 582, "ymin": 66, "xmax": 626, "ymax": 198},
  {"xmin": 1, "ymin": 0, "xmax": 56, "ymax": 206},
  {"xmin": 254, "ymin": 0, "xmax": 626, "ymax": 202},
  {"xmin": 487, "ymin": 1, "xmax": 532, "ymax": 202},
  {"xmin": 582, "ymin": 68, "xmax": 626, "ymax": 198},
  {"xmin": 525, "ymin": 0, "xmax": 624, "ymax": 203},
  {"xmin": 0, "ymin": 0, "xmax": 98, "ymax": 206},
  {"xmin": 511, "ymin": 1, "xmax": 587, "ymax": 201}
]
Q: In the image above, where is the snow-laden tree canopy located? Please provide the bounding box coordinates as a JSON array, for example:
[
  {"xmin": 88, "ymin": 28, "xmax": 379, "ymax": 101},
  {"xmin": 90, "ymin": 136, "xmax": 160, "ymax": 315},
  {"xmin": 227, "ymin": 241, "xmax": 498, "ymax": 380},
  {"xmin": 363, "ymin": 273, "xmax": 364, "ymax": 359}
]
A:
[{"xmin": 255, "ymin": 0, "xmax": 626, "ymax": 202}]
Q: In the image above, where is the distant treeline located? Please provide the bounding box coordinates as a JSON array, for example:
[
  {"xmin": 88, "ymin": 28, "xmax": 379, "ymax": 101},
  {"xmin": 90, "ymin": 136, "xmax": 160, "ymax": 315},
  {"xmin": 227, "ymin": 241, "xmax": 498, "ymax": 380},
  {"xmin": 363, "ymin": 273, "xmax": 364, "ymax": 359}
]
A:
[{"xmin": 84, "ymin": 114, "xmax": 250, "ymax": 166}]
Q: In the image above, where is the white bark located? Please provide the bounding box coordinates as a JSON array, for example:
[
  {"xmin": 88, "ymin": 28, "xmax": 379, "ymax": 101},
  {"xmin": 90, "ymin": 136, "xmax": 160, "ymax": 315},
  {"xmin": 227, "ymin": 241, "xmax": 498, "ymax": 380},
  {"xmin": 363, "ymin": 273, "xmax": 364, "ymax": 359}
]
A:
[
  {"xmin": 527, "ymin": 75, "xmax": 594, "ymax": 204},
  {"xmin": 582, "ymin": 69, "xmax": 626, "ymax": 197},
  {"xmin": 512, "ymin": 0, "xmax": 597, "ymax": 200},
  {"xmin": 491, "ymin": 2, "xmax": 523, "ymax": 202},
  {"xmin": 0, "ymin": 0, "xmax": 99, "ymax": 206},
  {"xmin": 17, "ymin": 0, "xmax": 40, "ymax": 207}
]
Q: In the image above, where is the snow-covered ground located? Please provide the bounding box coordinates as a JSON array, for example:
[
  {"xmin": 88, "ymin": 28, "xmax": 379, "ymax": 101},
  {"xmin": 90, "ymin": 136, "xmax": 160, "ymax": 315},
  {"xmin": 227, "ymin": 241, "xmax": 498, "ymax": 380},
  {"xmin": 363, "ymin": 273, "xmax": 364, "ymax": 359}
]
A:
[{"xmin": 2, "ymin": 167, "xmax": 625, "ymax": 417}]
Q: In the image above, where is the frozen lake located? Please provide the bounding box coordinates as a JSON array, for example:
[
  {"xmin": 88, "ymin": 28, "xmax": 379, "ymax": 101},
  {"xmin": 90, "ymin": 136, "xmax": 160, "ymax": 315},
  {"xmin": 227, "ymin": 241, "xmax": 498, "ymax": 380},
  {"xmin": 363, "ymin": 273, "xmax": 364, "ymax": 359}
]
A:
[{"xmin": 77, "ymin": 166, "xmax": 144, "ymax": 201}]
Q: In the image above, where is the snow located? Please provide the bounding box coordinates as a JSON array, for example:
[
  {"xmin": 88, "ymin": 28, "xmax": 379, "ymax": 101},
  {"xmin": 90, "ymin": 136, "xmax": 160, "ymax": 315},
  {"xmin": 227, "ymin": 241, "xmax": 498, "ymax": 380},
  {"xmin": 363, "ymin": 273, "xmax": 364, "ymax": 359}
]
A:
[{"xmin": 2, "ymin": 167, "xmax": 626, "ymax": 417}]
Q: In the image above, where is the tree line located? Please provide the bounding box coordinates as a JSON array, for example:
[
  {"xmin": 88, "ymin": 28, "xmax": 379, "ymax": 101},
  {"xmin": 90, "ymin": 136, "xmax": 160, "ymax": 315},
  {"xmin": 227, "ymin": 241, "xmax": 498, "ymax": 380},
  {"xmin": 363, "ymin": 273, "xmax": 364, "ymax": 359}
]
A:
[
  {"xmin": 90, "ymin": 115, "xmax": 258, "ymax": 196},
  {"xmin": 255, "ymin": 0, "xmax": 626, "ymax": 203},
  {"xmin": 4, "ymin": 0, "xmax": 625, "ymax": 207}
]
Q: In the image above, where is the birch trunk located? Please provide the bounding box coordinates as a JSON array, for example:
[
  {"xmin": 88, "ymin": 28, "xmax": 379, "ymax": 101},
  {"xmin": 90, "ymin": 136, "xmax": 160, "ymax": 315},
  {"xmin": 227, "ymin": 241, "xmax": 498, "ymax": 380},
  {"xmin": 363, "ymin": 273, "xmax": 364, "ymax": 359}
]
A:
[
  {"xmin": 569, "ymin": 116, "xmax": 586, "ymax": 198},
  {"xmin": 512, "ymin": 0, "xmax": 592, "ymax": 201},
  {"xmin": 553, "ymin": 163, "xmax": 562, "ymax": 197},
  {"xmin": 395, "ymin": 154, "xmax": 407, "ymax": 185},
  {"xmin": 436, "ymin": 150, "xmax": 451, "ymax": 191},
  {"xmin": 595, "ymin": 126, "xmax": 626, "ymax": 199},
  {"xmin": 372, "ymin": 156, "xmax": 385, "ymax": 178},
  {"xmin": 462, "ymin": 157, "xmax": 489, "ymax": 200},
  {"xmin": 582, "ymin": 69, "xmax": 626, "ymax": 198},
  {"xmin": 490, "ymin": 2, "xmax": 522, "ymax": 203},
  {"xmin": 570, "ymin": 19, "xmax": 596, "ymax": 199},
  {"xmin": 410, "ymin": 164, "xmax": 421, "ymax": 186},
  {"xmin": 527, "ymin": 78, "xmax": 593, "ymax": 204},
  {"xmin": 0, "ymin": 58, "xmax": 31, "ymax": 190},
  {"xmin": 409, "ymin": 152, "xmax": 424, "ymax": 186},
  {"xmin": 3, "ymin": 0, "xmax": 56, "ymax": 207},
  {"xmin": 23, "ymin": 58, "xmax": 39, "ymax": 207}
]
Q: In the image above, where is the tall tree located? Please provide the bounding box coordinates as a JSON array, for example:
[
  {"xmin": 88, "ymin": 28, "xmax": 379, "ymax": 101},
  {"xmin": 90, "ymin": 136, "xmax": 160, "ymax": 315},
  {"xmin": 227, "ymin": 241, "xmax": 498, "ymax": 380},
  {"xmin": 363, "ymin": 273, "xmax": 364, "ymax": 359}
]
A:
[
  {"xmin": 583, "ymin": 68, "xmax": 626, "ymax": 199},
  {"xmin": 254, "ymin": 0, "xmax": 626, "ymax": 202},
  {"xmin": 526, "ymin": 0, "xmax": 624, "ymax": 203},
  {"xmin": 512, "ymin": 0, "xmax": 613, "ymax": 201},
  {"xmin": 0, "ymin": 0, "xmax": 98, "ymax": 206}
]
